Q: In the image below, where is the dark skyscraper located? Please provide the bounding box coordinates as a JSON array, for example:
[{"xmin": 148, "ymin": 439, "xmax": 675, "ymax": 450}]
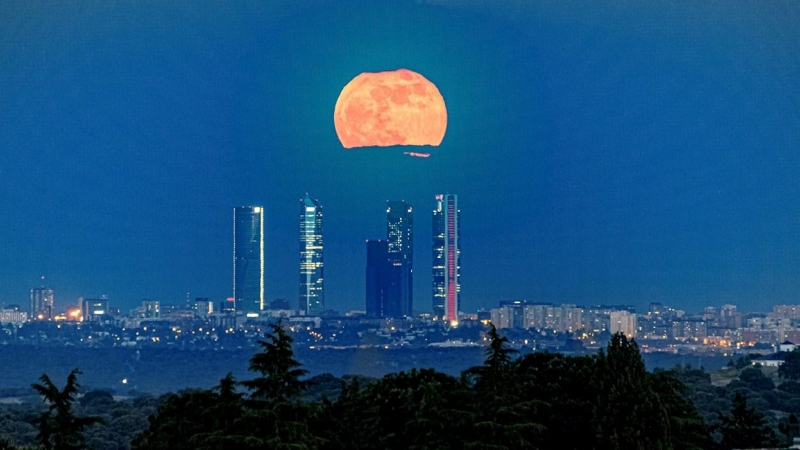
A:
[
  {"xmin": 365, "ymin": 239, "xmax": 397, "ymax": 317},
  {"xmin": 299, "ymin": 194, "xmax": 324, "ymax": 315},
  {"xmin": 233, "ymin": 206, "xmax": 264, "ymax": 314},
  {"xmin": 432, "ymin": 194, "xmax": 461, "ymax": 322},
  {"xmin": 30, "ymin": 287, "xmax": 54, "ymax": 320},
  {"xmin": 386, "ymin": 201, "xmax": 413, "ymax": 316}
]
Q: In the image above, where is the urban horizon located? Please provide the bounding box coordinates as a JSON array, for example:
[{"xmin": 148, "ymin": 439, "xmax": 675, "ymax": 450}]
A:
[
  {"xmin": 2, "ymin": 2, "xmax": 798, "ymax": 324},
  {"xmin": 6, "ymin": 188, "xmax": 800, "ymax": 317}
]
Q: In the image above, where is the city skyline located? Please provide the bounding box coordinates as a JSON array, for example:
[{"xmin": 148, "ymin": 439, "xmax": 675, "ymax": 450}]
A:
[{"xmin": 1, "ymin": 2, "xmax": 799, "ymax": 314}]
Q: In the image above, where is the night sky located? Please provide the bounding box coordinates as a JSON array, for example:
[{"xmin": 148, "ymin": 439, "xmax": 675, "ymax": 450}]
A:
[{"xmin": 1, "ymin": 1, "xmax": 799, "ymax": 314}]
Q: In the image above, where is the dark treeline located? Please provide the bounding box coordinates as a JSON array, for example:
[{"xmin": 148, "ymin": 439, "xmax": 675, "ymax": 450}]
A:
[{"xmin": 0, "ymin": 323, "xmax": 795, "ymax": 449}]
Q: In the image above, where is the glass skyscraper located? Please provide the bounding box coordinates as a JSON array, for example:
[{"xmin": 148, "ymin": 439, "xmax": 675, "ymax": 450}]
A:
[
  {"xmin": 233, "ymin": 206, "xmax": 264, "ymax": 314},
  {"xmin": 432, "ymin": 194, "xmax": 460, "ymax": 322},
  {"xmin": 299, "ymin": 194, "xmax": 324, "ymax": 315},
  {"xmin": 387, "ymin": 200, "xmax": 413, "ymax": 317}
]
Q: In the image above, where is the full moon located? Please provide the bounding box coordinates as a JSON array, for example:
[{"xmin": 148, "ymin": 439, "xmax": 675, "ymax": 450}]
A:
[{"xmin": 333, "ymin": 69, "xmax": 447, "ymax": 149}]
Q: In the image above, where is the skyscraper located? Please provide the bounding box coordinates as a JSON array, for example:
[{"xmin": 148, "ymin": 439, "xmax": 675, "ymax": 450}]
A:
[
  {"xmin": 432, "ymin": 194, "xmax": 460, "ymax": 322},
  {"xmin": 386, "ymin": 201, "xmax": 413, "ymax": 317},
  {"xmin": 299, "ymin": 194, "xmax": 324, "ymax": 315},
  {"xmin": 30, "ymin": 288, "xmax": 54, "ymax": 320},
  {"xmin": 233, "ymin": 206, "xmax": 264, "ymax": 314},
  {"xmin": 366, "ymin": 239, "xmax": 400, "ymax": 317}
]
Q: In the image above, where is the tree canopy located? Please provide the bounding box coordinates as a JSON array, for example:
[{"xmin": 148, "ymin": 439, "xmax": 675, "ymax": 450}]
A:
[
  {"xmin": 31, "ymin": 369, "xmax": 103, "ymax": 450},
  {"xmin": 7, "ymin": 328, "xmax": 752, "ymax": 450}
]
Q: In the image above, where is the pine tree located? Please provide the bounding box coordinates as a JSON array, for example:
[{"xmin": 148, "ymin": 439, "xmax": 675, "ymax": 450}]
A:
[
  {"xmin": 32, "ymin": 369, "xmax": 102, "ymax": 450},
  {"xmin": 594, "ymin": 333, "xmax": 671, "ymax": 450},
  {"xmin": 234, "ymin": 320, "xmax": 321, "ymax": 450},
  {"xmin": 241, "ymin": 320, "xmax": 309, "ymax": 402},
  {"xmin": 467, "ymin": 324, "xmax": 517, "ymax": 392},
  {"xmin": 463, "ymin": 324, "xmax": 542, "ymax": 449},
  {"xmin": 189, "ymin": 373, "xmax": 247, "ymax": 450}
]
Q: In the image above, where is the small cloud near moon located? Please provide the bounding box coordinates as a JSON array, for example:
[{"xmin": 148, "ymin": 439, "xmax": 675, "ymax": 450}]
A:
[{"xmin": 333, "ymin": 69, "xmax": 447, "ymax": 150}]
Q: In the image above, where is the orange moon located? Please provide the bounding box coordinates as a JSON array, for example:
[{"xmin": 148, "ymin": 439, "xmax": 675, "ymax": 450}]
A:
[{"xmin": 333, "ymin": 69, "xmax": 447, "ymax": 149}]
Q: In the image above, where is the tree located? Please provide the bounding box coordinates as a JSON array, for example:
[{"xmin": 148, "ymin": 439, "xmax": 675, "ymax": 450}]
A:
[
  {"xmin": 739, "ymin": 367, "xmax": 775, "ymax": 391},
  {"xmin": 516, "ymin": 352, "xmax": 596, "ymax": 450},
  {"xmin": 189, "ymin": 374, "xmax": 247, "ymax": 450},
  {"xmin": 233, "ymin": 321, "xmax": 321, "ymax": 450},
  {"xmin": 779, "ymin": 414, "xmax": 800, "ymax": 448},
  {"xmin": 465, "ymin": 324, "xmax": 516, "ymax": 392},
  {"xmin": 717, "ymin": 392, "xmax": 778, "ymax": 450},
  {"xmin": 594, "ymin": 333, "xmax": 671, "ymax": 450},
  {"xmin": 649, "ymin": 371, "xmax": 712, "ymax": 450},
  {"xmin": 131, "ymin": 388, "xmax": 221, "ymax": 450},
  {"xmin": 315, "ymin": 377, "xmax": 380, "ymax": 450},
  {"xmin": 778, "ymin": 380, "xmax": 800, "ymax": 395},
  {"xmin": 241, "ymin": 320, "xmax": 309, "ymax": 402},
  {"xmin": 734, "ymin": 355, "xmax": 753, "ymax": 370},
  {"xmin": 483, "ymin": 324, "xmax": 516, "ymax": 371},
  {"xmin": 779, "ymin": 348, "xmax": 800, "ymax": 380},
  {"xmin": 333, "ymin": 369, "xmax": 467, "ymax": 450},
  {"xmin": 463, "ymin": 324, "xmax": 542, "ymax": 449},
  {"xmin": 32, "ymin": 369, "xmax": 103, "ymax": 450}
]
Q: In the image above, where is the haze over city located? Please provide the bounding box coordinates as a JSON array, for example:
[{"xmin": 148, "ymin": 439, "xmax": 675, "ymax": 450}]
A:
[{"xmin": 1, "ymin": 1, "xmax": 799, "ymax": 315}]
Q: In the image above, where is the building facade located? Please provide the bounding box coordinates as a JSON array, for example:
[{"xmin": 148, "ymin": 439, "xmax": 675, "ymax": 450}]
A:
[
  {"xmin": 194, "ymin": 298, "xmax": 214, "ymax": 316},
  {"xmin": 432, "ymin": 194, "xmax": 460, "ymax": 322},
  {"xmin": 386, "ymin": 200, "xmax": 413, "ymax": 317},
  {"xmin": 80, "ymin": 297, "xmax": 109, "ymax": 322},
  {"xmin": 0, "ymin": 305, "xmax": 27, "ymax": 325},
  {"xmin": 609, "ymin": 310, "xmax": 637, "ymax": 338},
  {"xmin": 142, "ymin": 299, "xmax": 160, "ymax": 319},
  {"xmin": 299, "ymin": 194, "xmax": 324, "ymax": 315},
  {"xmin": 233, "ymin": 206, "xmax": 264, "ymax": 314},
  {"xmin": 490, "ymin": 301, "xmax": 584, "ymax": 333},
  {"xmin": 30, "ymin": 288, "xmax": 54, "ymax": 320}
]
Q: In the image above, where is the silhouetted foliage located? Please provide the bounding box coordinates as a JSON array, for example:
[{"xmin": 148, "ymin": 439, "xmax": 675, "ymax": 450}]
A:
[
  {"xmin": 594, "ymin": 333, "xmax": 671, "ymax": 450},
  {"xmin": 516, "ymin": 352, "xmax": 596, "ymax": 449},
  {"xmin": 779, "ymin": 380, "xmax": 800, "ymax": 395},
  {"xmin": 650, "ymin": 371, "xmax": 712, "ymax": 450},
  {"xmin": 716, "ymin": 392, "xmax": 778, "ymax": 450},
  {"xmin": 12, "ymin": 327, "xmax": 790, "ymax": 449},
  {"xmin": 241, "ymin": 320, "xmax": 309, "ymax": 402},
  {"xmin": 779, "ymin": 413, "xmax": 800, "ymax": 447},
  {"xmin": 463, "ymin": 325, "xmax": 542, "ymax": 449},
  {"xmin": 32, "ymin": 369, "xmax": 103, "ymax": 450},
  {"xmin": 739, "ymin": 366, "xmax": 775, "ymax": 391},
  {"xmin": 131, "ymin": 388, "xmax": 221, "ymax": 450},
  {"xmin": 779, "ymin": 348, "xmax": 800, "ymax": 380}
]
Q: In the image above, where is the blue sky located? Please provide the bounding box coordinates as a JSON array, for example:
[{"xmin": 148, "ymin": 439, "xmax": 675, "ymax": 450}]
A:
[{"xmin": 0, "ymin": 1, "xmax": 798, "ymax": 313}]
